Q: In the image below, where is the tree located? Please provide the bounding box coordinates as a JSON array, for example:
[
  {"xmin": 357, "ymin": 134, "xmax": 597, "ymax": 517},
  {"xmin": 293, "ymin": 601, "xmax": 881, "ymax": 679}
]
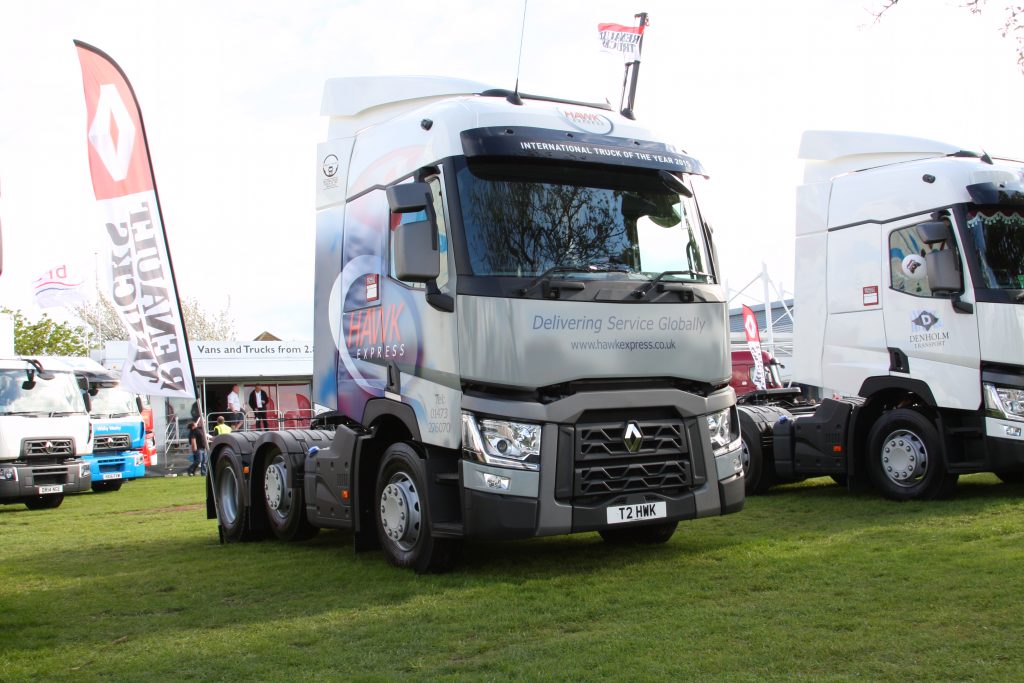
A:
[
  {"xmin": 875, "ymin": 1, "xmax": 1024, "ymax": 71},
  {"xmin": 74, "ymin": 293, "xmax": 237, "ymax": 344},
  {"xmin": 1, "ymin": 308, "xmax": 94, "ymax": 356}
]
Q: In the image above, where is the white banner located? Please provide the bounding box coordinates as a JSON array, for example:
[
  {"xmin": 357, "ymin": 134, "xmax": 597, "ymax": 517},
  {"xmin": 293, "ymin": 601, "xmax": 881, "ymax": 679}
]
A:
[
  {"xmin": 741, "ymin": 305, "xmax": 766, "ymax": 391},
  {"xmin": 597, "ymin": 22, "xmax": 644, "ymax": 62},
  {"xmin": 76, "ymin": 41, "xmax": 195, "ymax": 398}
]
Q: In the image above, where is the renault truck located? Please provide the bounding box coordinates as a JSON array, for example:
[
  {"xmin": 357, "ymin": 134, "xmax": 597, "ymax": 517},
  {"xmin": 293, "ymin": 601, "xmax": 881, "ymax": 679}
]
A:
[
  {"xmin": 0, "ymin": 356, "xmax": 92, "ymax": 509},
  {"xmin": 65, "ymin": 358, "xmax": 147, "ymax": 492},
  {"xmin": 739, "ymin": 130, "xmax": 1024, "ymax": 501},
  {"xmin": 206, "ymin": 76, "xmax": 744, "ymax": 572}
]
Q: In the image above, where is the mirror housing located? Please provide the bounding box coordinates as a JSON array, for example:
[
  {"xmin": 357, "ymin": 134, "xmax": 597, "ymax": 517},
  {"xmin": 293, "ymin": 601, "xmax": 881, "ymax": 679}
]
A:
[
  {"xmin": 925, "ymin": 249, "xmax": 962, "ymax": 294},
  {"xmin": 916, "ymin": 220, "xmax": 953, "ymax": 245},
  {"xmin": 393, "ymin": 220, "xmax": 440, "ymax": 282},
  {"xmin": 387, "ymin": 182, "xmax": 431, "ymax": 214}
]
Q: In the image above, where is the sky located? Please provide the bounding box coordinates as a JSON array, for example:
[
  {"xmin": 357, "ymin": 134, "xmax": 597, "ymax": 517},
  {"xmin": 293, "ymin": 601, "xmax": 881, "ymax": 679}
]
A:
[{"xmin": 1, "ymin": 0, "xmax": 1023, "ymax": 341}]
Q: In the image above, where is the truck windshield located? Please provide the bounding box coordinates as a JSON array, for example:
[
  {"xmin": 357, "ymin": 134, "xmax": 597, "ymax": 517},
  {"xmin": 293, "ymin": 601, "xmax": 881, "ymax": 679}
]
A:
[
  {"xmin": 0, "ymin": 369, "xmax": 87, "ymax": 416},
  {"xmin": 90, "ymin": 385, "xmax": 139, "ymax": 417},
  {"xmin": 966, "ymin": 207, "xmax": 1024, "ymax": 289},
  {"xmin": 455, "ymin": 160, "xmax": 711, "ymax": 282}
]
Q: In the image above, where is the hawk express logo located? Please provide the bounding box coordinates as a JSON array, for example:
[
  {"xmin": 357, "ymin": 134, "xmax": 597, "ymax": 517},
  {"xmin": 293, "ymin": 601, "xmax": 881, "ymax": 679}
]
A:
[{"xmin": 910, "ymin": 310, "xmax": 949, "ymax": 349}]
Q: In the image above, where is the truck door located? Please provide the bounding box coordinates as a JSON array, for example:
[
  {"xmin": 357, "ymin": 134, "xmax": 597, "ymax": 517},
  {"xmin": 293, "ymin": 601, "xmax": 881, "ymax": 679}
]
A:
[
  {"xmin": 384, "ymin": 172, "xmax": 461, "ymax": 450},
  {"xmin": 882, "ymin": 216, "xmax": 981, "ymax": 409}
]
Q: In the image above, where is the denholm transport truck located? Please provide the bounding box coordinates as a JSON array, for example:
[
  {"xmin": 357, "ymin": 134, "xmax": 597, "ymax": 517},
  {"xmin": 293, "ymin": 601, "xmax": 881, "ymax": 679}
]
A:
[
  {"xmin": 206, "ymin": 76, "xmax": 744, "ymax": 572},
  {"xmin": 739, "ymin": 130, "xmax": 1024, "ymax": 501},
  {"xmin": 0, "ymin": 356, "xmax": 93, "ymax": 509}
]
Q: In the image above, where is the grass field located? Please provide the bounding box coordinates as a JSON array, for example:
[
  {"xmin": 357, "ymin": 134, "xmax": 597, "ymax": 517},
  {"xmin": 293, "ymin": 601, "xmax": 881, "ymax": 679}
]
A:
[{"xmin": 2, "ymin": 474, "xmax": 1023, "ymax": 682}]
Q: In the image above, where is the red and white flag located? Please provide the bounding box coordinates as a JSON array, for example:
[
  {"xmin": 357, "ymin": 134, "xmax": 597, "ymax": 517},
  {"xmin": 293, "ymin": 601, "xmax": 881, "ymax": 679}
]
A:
[
  {"xmin": 741, "ymin": 305, "xmax": 767, "ymax": 391},
  {"xmin": 597, "ymin": 22, "xmax": 645, "ymax": 62},
  {"xmin": 33, "ymin": 263, "xmax": 89, "ymax": 309},
  {"xmin": 74, "ymin": 40, "xmax": 195, "ymax": 399}
]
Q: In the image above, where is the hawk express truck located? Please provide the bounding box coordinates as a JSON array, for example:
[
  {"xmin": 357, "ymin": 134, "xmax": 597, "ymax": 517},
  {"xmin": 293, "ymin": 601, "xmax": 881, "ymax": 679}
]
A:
[
  {"xmin": 739, "ymin": 130, "xmax": 1024, "ymax": 501},
  {"xmin": 206, "ymin": 76, "xmax": 744, "ymax": 572}
]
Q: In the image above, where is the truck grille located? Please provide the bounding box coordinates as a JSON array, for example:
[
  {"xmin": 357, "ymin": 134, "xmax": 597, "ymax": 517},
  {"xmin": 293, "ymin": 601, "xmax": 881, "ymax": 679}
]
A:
[
  {"xmin": 94, "ymin": 434, "xmax": 132, "ymax": 452},
  {"xmin": 23, "ymin": 438, "xmax": 74, "ymax": 458},
  {"xmin": 573, "ymin": 418, "xmax": 693, "ymax": 501},
  {"xmin": 32, "ymin": 466, "xmax": 71, "ymax": 486}
]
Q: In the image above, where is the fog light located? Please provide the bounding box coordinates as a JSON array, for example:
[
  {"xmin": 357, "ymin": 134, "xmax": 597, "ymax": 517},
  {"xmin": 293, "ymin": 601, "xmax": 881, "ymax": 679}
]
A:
[
  {"xmin": 1005, "ymin": 425, "xmax": 1022, "ymax": 438},
  {"xmin": 0, "ymin": 466, "xmax": 18, "ymax": 481},
  {"xmin": 483, "ymin": 473, "xmax": 510, "ymax": 491}
]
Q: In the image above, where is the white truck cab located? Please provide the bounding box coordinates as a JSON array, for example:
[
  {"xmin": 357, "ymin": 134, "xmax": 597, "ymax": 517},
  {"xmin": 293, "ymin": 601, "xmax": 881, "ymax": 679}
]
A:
[
  {"xmin": 740, "ymin": 131, "xmax": 1024, "ymax": 500},
  {"xmin": 0, "ymin": 357, "xmax": 93, "ymax": 509}
]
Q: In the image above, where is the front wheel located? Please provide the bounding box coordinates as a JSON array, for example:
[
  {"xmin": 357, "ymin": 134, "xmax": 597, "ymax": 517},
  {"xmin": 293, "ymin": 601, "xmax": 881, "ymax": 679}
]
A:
[
  {"xmin": 262, "ymin": 450, "xmax": 318, "ymax": 541},
  {"xmin": 375, "ymin": 443, "xmax": 460, "ymax": 573},
  {"xmin": 91, "ymin": 480, "xmax": 123, "ymax": 493},
  {"xmin": 866, "ymin": 408, "xmax": 958, "ymax": 501},
  {"xmin": 599, "ymin": 521, "xmax": 678, "ymax": 545},
  {"xmin": 23, "ymin": 494, "xmax": 64, "ymax": 510}
]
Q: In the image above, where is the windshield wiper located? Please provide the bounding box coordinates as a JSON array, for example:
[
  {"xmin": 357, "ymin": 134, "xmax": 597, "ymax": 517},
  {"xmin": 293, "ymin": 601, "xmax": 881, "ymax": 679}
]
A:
[
  {"xmin": 518, "ymin": 264, "xmax": 629, "ymax": 296},
  {"xmin": 48, "ymin": 411, "xmax": 78, "ymax": 417},
  {"xmin": 632, "ymin": 269, "xmax": 712, "ymax": 298},
  {"xmin": 2, "ymin": 411, "xmax": 42, "ymax": 417}
]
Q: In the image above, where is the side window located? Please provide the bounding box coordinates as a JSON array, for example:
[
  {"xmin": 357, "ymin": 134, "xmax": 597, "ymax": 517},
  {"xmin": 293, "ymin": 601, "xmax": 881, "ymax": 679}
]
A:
[
  {"xmin": 889, "ymin": 224, "xmax": 932, "ymax": 297},
  {"xmin": 389, "ymin": 176, "xmax": 450, "ymax": 292}
]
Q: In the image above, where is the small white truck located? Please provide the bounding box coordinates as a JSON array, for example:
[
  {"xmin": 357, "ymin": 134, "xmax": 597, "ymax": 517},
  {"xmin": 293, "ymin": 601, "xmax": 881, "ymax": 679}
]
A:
[
  {"xmin": 0, "ymin": 356, "xmax": 93, "ymax": 509},
  {"xmin": 739, "ymin": 130, "xmax": 1024, "ymax": 500}
]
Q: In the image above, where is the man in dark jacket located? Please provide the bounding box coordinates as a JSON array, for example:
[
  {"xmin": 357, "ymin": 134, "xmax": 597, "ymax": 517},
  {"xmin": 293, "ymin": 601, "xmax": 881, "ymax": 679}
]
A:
[{"xmin": 248, "ymin": 384, "xmax": 271, "ymax": 430}]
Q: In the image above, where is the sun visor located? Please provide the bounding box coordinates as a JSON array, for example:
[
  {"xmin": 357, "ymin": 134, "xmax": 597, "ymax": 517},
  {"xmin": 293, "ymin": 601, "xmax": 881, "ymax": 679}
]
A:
[{"xmin": 460, "ymin": 127, "xmax": 706, "ymax": 176}]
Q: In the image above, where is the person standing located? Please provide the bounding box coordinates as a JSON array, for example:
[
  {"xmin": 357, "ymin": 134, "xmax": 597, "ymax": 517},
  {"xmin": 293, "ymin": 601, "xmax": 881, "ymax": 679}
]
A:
[
  {"xmin": 226, "ymin": 384, "xmax": 243, "ymax": 429},
  {"xmin": 248, "ymin": 384, "xmax": 271, "ymax": 430},
  {"xmin": 187, "ymin": 420, "xmax": 208, "ymax": 476}
]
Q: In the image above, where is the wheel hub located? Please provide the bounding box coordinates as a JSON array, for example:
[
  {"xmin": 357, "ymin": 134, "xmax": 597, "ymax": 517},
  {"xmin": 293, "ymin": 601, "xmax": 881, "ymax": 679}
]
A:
[
  {"xmin": 265, "ymin": 462, "xmax": 288, "ymax": 511},
  {"xmin": 740, "ymin": 439, "xmax": 751, "ymax": 476},
  {"xmin": 881, "ymin": 429, "xmax": 928, "ymax": 487},
  {"xmin": 379, "ymin": 474, "xmax": 422, "ymax": 551}
]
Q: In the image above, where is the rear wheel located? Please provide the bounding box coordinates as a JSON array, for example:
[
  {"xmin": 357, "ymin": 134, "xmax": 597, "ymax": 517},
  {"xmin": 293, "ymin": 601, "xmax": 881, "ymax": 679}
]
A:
[
  {"xmin": 866, "ymin": 408, "xmax": 958, "ymax": 501},
  {"xmin": 215, "ymin": 450, "xmax": 248, "ymax": 542},
  {"xmin": 599, "ymin": 521, "xmax": 678, "ymax": 545},
  {"xmin": 375, "ymin": 443, "xmax": 460, "ymax": 573},
  {"xmin": 91, "ymin": 480, "xmax": 123, "ymax": 493},
  {"xmin": 23, "ymin": 494, "xmax": 64, "ymax": 510},
  {"xmin": 262, "ymin": 450, "xmax": 318, "ymax": 541}
]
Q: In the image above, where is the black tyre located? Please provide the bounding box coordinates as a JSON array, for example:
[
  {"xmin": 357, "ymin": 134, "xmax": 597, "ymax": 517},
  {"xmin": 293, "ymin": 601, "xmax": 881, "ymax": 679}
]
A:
[
  {"xmin": 375, "ymin": 443, "xmax": 461, "ymax": 573},
  {"xmin": 599, "ymin": 520, "xmax": 678, "ymax": 545},
  {"xmin": 995, "ymin": 470, "xmax": 1024, "ymax": 484},
  {"xmin": 262, "ymin": 449, "xmax": 318, "ymax": 542},
  {"xmin": 91, "ymin": 480, "xmax": 123, "ymax": 493},
  {"xmin": 215, "ymin": 449, "xmax": 248, "ymax": 542},
  {"xmin": 738, "ymin": 407, "xmax": 780, "ymax": 495},
  {"xmin": 23, "ymin": 494, "xmax": 64, "ymax": 510},
  {"xmin": 866, "ymin": 408, "xmax": 958, "ymax": 501}
]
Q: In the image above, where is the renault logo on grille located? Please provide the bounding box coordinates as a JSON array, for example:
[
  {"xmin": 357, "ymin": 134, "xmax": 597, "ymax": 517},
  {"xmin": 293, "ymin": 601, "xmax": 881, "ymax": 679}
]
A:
[
  {"xmin": 623, "ymin": 421, "xmax": 644, "ymax": 454},
  {"xmin": 43, "ymin": 441, "xmax": 54, "ymax": 454}
]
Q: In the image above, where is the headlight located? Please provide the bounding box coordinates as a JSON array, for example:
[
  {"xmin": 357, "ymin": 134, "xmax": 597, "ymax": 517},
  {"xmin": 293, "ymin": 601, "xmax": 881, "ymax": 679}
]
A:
[
  {"xmin": 707, "ymin": 407, "xmax": 740, "ymax": 454},
  {"xmin": 984, "ymin": 383, "xmax": 1024, "ymax": 422},
  {"xmin": 461, "ymin": 412, "xmax": 541, "ymax": 471},
  {"xmin": 0, "ymin": 466, "xmax": 18, "ymax": 481},
  {"xmin": 79, "ymin": 463, "xmax": 91, "ymax": 478}
]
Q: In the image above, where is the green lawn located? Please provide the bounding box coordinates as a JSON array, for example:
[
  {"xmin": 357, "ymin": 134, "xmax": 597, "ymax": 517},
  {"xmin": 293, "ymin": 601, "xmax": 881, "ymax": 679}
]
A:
[{"xmin": 2, "ymin": 475, "xmax": 1023, "ymax": 681}]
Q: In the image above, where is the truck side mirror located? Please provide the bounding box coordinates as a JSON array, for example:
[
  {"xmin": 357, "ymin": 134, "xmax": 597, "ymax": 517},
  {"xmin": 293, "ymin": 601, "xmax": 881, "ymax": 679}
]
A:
[
  {"xmin": 916, "ymin": 220, "xmax": 953, "ymax": 245},
  {"xmin": 393, "ymin": 220, "xmax": 440, "ymax": 282},
  {"xmin": 387, "ymin": 182, "xmax": 431, "ymax": 213},
  {"xmin": 925, "ymin": 249, "xmax": 962, "ymax": 294},
  {"xmin": 136, "ymin": 396, "xmax": 145, "ymax": 414}
]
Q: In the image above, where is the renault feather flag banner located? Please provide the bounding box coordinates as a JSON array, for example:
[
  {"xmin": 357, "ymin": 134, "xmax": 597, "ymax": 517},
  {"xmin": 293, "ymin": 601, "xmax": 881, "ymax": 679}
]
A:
[
  {"xmin": 597, "ymin": 22, "xmax": 644, "ymax": 62},
  {"xmin": 741, "ymin": 305, "xmax": 767, "ymax": 391},
  {"xmin": 74, "ymin": 40, "xmax": 195, "ymax": 398},
  {"xmin": 33, "ymin": 263, "xmax": 89, "ymax": 309}
]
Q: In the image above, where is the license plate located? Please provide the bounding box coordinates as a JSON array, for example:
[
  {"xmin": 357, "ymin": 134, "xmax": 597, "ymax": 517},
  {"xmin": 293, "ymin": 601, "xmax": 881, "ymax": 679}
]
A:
[
  {"xmin": 103, "ymin": 473, "xmax": 123, "ymax": 480},
  {"xmin": 606, "ymin": 501, "xmax": 666, "ymax": 525},
  {"xmin": 37, "ymin": 485, "xmax": 63, "ymax": 494}
]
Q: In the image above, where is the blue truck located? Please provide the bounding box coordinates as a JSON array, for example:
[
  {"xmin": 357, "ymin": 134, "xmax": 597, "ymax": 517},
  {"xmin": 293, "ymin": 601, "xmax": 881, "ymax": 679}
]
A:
[{"xmin": 66, "ymin": 358, "xmax": 147, "ymax": 493}]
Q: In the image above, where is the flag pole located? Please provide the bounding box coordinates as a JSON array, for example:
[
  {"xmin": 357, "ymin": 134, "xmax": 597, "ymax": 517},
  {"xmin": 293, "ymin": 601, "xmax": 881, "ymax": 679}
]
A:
[{"xmin": 620, "ymin": 12, "xmax": 649, "ymax": 120}]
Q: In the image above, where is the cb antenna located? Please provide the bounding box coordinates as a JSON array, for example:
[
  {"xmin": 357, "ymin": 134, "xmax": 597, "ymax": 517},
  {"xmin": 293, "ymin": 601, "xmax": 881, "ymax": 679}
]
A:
[{"xmin": 510, "ymin": 0, "xmax": 528, "ymax": 105}]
